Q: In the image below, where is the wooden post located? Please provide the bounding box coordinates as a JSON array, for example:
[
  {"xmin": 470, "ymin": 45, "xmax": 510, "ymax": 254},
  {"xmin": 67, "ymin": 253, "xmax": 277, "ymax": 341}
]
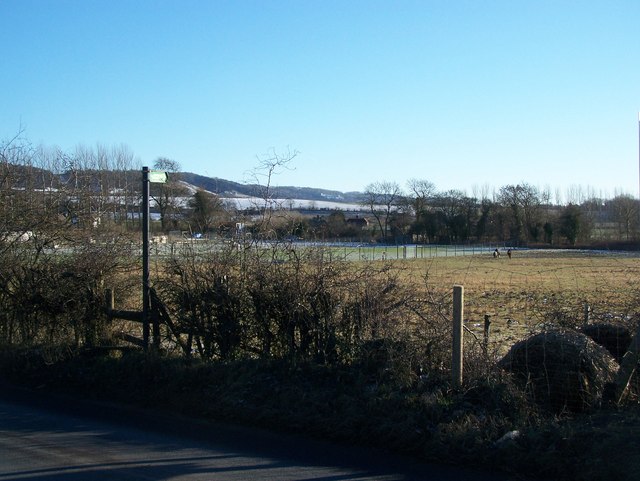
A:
[
  {"xmin": 452, "ymin": 285, "xmax": 464, "ymax": 388},
  {"xmin": 613, "ymin": 325, "xmax": 640, "ymax": 404},
  {"xmin": 105, "ymin": 288, "xmax": 114, "ymax": 317},
  {"xmin": 483, "ymin": 314, "xmax": 491, "ymax": 351},
  {"xmin": 583, "ymin": 302, "xmax": 591, "ymax": 325},
  {"xmin": 152, "ymin": 306, "xmax": 161, "ymax": 352}
]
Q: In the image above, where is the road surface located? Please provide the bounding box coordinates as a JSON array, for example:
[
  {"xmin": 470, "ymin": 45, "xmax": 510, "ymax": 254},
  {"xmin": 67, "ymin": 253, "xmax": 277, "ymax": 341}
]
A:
[{"xmin": 0, "ymin": 387, "xmax": 513, "ymax": 480}]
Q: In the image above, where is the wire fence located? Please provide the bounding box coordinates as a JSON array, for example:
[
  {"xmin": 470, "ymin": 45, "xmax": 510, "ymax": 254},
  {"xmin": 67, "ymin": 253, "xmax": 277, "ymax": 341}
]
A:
[{"xmin": 146, "ymin": 239, "xmax": 514, "ymax": 261}]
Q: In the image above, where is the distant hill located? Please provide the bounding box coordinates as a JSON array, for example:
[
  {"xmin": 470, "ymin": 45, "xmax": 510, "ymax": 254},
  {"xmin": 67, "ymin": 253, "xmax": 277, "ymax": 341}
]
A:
[
  {"xmin": 3, "ymin": 163, "xmax": 363, "ymax": 205},
  {"xmin": 179, "ymin": 172, "xmax": 363, "ymax": 203}
]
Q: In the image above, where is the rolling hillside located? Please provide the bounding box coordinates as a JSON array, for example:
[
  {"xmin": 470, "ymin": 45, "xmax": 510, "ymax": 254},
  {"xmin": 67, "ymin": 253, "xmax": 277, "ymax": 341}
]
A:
[{"xmin": 179, "ymin": 172, "xmax": 363, "ymax": 203}]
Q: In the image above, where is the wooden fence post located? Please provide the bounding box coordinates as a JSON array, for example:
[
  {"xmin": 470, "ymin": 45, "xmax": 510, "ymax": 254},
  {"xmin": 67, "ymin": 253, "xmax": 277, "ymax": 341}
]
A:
[
  {"xmin": 613, "ymin": 325, "xmax": 640, "ymax": 404},
  {"xmin": 105, "ymin": 288, "xmax": 114, "ymax": 310},
  {"xmin": 105, "ymin": 289, "xmax": 114, "ymax": 321},
  {"xmin": 483, "ymin": 314, "xmax": 491, "ymax": 351},
  {"xmin": 583, "ymin": 302, "xmax": 591, "ymax": 326},
  {"xmin": 452, "ymin": 285, "xmax": 464, "ymax": 388}
]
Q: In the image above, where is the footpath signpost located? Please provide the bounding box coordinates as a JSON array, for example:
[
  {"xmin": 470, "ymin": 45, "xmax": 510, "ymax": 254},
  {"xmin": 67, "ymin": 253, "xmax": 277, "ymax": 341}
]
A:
[{"xmin": 142, "ymin": 167, "xmax": 167, "ymax": 350}]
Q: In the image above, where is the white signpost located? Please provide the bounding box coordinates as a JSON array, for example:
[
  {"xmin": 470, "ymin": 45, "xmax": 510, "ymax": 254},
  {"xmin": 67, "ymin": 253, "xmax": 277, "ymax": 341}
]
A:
[{"xmin": 148, "ymin": 170, "xmax": 168, "ymax": 184}]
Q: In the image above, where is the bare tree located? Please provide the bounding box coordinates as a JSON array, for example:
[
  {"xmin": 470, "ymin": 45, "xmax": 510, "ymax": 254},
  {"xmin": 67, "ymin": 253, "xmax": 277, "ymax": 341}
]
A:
[
  {"xmin": 498, "ymin": 183, "xmax": 543, "ymax": 243},
  {"xmin": 361, "ymin": 181, "xmax": 403, "ymax": 242},
  {"xmin": 608, "ymin": 194, "xmax": 639, "ymax": 241},
  {"xmin": 151, "ymin": 157, "xmax": 187, "ymax": 232},
  {"xmin": 247, "ymin": 147, "xmax": 299, "ymax": 239},
  {"xmin": 406, "ymin": 178, "xmax": 435, "ymax": 216},
  {"xmin": 406, "ymin": 179, "xmax": 436, "ymax": 243},
  {"xmin": 471, "ymin": 182, "xmax": 493, "ymax": 201},
  {"xmin": 62, "ymin": 144, "xmax": 116, "ymax": 230},
  {"xmin": 429, "ymin": 190, "xmax": 477, "ymax": 243},
  {"xmin": 111, "ymin": 144, "xmax": 139, "ymax": 228}
]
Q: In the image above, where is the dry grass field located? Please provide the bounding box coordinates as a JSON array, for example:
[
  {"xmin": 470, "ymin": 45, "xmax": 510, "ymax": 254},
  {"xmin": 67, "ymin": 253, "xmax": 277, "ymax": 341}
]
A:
[{"xmin": 403, "ymin": 249, "xmax": 640, "ymax": 355}]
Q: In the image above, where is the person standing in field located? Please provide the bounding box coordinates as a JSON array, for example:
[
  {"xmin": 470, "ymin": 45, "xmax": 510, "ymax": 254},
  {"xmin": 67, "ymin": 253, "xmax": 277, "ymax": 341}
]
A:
[{"xmin": 507, "ymin": 249, "xmax": 512, "ymax": 259}]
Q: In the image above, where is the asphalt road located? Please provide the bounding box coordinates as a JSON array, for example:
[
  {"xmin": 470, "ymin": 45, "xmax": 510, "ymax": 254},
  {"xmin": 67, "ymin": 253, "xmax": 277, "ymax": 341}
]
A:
[{"xmin": 0, "ymin": 387, "xmax": 513, "ymax": 481}]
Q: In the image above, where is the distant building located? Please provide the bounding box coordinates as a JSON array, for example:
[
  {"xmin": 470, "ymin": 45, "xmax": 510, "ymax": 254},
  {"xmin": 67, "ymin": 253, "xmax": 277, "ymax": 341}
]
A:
[
  {"xmin": 346, "ymin": 216, "xmax": 369, "ymax": 228},
  {"xmin": 320, "ymin": 192, "xmax": 344, "ymax": 201}
]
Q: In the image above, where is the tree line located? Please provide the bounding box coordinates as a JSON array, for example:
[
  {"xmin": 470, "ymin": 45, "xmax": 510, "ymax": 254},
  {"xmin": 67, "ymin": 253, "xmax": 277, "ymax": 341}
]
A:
[
  {"xmin": 147, "ymin": 171, "xmax": 640, "ymax": 247},
  {"xmin": 355, "ymin": 179, "xmax": 636, "ymax": 245},
  {"xmin": 1, "ymin": 134, "xmax": 638, "ymax": 248}
]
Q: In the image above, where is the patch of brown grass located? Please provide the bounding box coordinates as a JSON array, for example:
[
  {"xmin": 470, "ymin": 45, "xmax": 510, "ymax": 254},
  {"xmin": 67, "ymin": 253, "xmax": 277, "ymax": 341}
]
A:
[{"xmin": 402, "ymin": 250, "xmax": 640, "ymax": 354}]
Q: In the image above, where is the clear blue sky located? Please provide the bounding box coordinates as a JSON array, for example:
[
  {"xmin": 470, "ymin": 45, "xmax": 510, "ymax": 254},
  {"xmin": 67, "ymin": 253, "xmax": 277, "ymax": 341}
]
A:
[{"xmin": 2, "ymin": 0, "xmax": 639, "ymax": 199}]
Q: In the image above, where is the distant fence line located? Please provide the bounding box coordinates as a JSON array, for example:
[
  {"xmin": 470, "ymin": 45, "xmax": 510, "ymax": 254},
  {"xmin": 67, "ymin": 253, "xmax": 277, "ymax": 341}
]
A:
[
  {"xmin": 143, "ymin": 240, "xmax": 514, "ymax": 261},
  {"xmin": 12, "ymin": 239, "xmax": 513, "ymax": 260},
  {"xmin": 321, "ymin": 243, "xmax": 510, "ymax": 261}
]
